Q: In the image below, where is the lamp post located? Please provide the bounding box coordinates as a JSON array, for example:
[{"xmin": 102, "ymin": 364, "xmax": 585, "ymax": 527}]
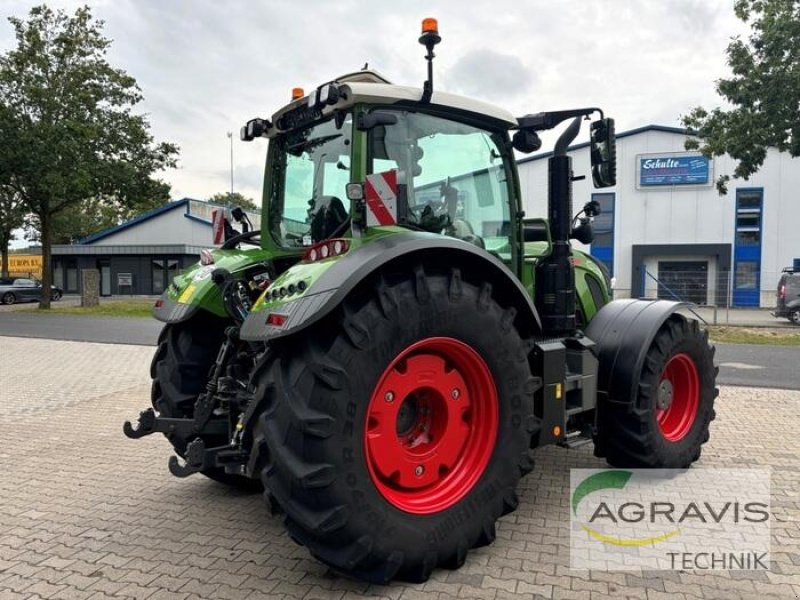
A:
[{"xmin": 226, "ymin": 131, "xmax": 234, "ymax": 195}]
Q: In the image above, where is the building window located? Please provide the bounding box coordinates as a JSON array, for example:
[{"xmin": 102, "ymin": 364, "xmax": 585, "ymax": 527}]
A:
[
  {"xmin": 152, "ymin": 259, "xmax": 179, "ymax": 294},
  {"xmin": 590, "ymin": 193, "xmax": 615, "ymax": 275},
  {"xmin": 53, "ymin": 260, "xmax": 63, "ymax": 289},
  {"xmin": 65, "ymin": 260, "xmax": 78, "ymax": 293},
  {"xmin": 735, "ymin": 261, "xmax": 758, "ymax": 289}
]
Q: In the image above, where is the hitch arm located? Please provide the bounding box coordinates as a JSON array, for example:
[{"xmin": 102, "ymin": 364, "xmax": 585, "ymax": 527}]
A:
[
  {"xmin": 123, "ymin": 408, "xmax": 228, "ymax": 439},
  {"xmin": 168, "ymin": 438, "xmax": 248, "ymax": 478}
]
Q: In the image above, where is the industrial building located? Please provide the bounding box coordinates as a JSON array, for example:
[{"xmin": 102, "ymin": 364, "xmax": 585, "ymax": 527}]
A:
[
  {"xmin": 51, "ymin": 198, "xmax": 258, "ymax": 296},
  {"xmin": 518, "ymin": 125, "xmax": 800, "ymax": 307}
]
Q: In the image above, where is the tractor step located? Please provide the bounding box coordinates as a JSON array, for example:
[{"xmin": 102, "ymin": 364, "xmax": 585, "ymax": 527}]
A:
[
  {"xmin": 561, "ymin": 429, "xmax": 593, "ymax": 449},
  {"xmin": 123, "ymin": 408, "xmax": 227, "ymax": 439}
]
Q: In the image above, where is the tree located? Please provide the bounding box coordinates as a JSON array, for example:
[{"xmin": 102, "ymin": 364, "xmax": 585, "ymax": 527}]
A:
[
  {"xmin": 0, "ymin": 5, "xmax": 178, "ymax": 308},
  {"xmin": 209, "ymin": 191, "xmax": 259, "ymax": 212},
  {"xmin": 0, "ymin": 186, "xmax": 26, "ymax": 277},
  {"xmin": 682, "ymin": 0, "xmax": 800, "ymax": 193}
]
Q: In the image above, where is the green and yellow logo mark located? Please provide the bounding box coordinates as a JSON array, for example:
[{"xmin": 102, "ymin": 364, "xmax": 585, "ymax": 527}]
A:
[{"xmin": 572, "ymin": 470, "xmax": 681, "ymax": 547}]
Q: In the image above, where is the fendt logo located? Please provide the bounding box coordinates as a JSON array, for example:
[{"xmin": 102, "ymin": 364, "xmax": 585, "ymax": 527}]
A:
[{"xmin": 569, "ymin": 469, "xmax": 771, "ymax": 570}]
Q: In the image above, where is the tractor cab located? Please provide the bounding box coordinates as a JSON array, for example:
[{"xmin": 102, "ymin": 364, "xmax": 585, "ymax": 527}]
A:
[{"xmin": 244, "ymin": 68, "xmax": 522, "ymax": 262}]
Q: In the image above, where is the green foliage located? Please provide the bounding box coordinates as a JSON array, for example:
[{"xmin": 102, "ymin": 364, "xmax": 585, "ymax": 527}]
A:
[
  {"xmin": 209, "ymin": 191, "xmax": 259, "ymax": 212},
  {"xmin": 0, "ymin": 186, "xmax": 26, "ymax": 276},
  {"xmin": 0, "ymin": 5, "xmax": 179, "ymax": 307},
  {"xmin": 682, "ymin": 0, "xmax": 800, "ymax": 194}
]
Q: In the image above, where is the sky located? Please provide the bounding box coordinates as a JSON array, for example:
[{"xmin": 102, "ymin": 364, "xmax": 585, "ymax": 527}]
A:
[{"xmin": 0, "ymin": 0, "xmax": 749, "ymax": 213}]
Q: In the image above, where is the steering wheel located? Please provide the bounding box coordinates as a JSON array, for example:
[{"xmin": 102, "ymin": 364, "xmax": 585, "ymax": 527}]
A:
[{"xmin": 221, "ymin": 229, "xmax": 261, "ymax": 250}]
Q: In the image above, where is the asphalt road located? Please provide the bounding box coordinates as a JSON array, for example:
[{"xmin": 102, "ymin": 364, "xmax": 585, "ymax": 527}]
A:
[
  {"xmin": 0, "ymin": 312, "xmax": 163, "ymax": 346},
  {"xmin": 1, "ymin": 312, "xmax": 799, "ymax": 389}
]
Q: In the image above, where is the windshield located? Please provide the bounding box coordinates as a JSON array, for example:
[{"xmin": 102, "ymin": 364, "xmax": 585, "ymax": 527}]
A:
[{"xmin": 270, "ymin": 114, "xmax": 352, "ymax": 247}]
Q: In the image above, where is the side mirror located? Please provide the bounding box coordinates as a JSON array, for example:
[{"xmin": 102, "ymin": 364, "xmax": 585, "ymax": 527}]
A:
[{"xmin": 590, "ymin": 118, "xmax": 616, "ymax": 188}]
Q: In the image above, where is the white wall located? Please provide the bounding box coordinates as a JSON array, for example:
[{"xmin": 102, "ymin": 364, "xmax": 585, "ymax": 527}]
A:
[
  {"xmin": 89, "ymin": 205, "xmax": 214, "ymax": 247},
  {"xmin": 518, "ymin": 127, "xmax": 800, "ymax": 306}
]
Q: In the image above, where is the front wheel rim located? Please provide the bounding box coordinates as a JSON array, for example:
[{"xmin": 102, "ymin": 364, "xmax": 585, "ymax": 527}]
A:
[
  {"xmin": 364, "ymin": 337, "xmax": 498, "ymax": 514},
  {"xmin": 655, "ymin": 353, "xmax": 700, "ymax": 442}
]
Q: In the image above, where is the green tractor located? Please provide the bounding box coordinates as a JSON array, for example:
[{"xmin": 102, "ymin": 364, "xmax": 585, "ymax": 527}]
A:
[{"xmin": 125, "ymin": 19, "xmax": 717, "ymax": 583}]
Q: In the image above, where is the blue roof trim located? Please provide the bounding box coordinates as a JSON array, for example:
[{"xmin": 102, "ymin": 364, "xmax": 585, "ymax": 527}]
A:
[
  {"xmin": 517, "ymin": 124, "xmax": 695, "ymax": 166},
  {"xmin": 184, "ymin": 213, "xmax": 212, "ymax": 227},
  {"xmin": 80, "ymin": 198, "xmax": 195, "ymax": 244}
]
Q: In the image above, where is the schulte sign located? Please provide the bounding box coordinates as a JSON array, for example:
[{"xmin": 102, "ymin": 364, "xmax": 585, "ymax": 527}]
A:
[{"xmin": 639, "ymin": 155, "xmax": 709, "ymax": 186}]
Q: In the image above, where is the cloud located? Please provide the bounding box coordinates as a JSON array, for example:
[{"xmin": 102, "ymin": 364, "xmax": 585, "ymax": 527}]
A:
[
  {"xmin": 446, "ymin": 49, "xmax": 534, "ymax": 102},
  {"xmin": 0, "ymin": 0, "xmax": 751, "ymax": 203}
]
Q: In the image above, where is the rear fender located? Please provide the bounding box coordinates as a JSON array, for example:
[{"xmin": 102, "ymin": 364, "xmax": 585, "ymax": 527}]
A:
[
  {"xmin": 584, "ymin": 299, "xmax": 689, "ymax": 407},
  {"xmin": 240, "ymin": 232, "xmax": 542, "ymax": 341}
]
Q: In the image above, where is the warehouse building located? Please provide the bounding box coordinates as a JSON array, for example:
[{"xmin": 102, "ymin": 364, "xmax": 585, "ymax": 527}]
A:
[
  {"xmin": 51, "ymin": 198, "xmax": 258, "ymax": 296},
  {"xmin": 518, "ymin": 125, "xmax": 800, "ymax": 307}
]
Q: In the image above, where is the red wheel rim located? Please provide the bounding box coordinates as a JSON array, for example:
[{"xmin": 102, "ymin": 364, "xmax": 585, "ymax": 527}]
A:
[
  {"xmin": 364, "ymin": 337, "xmax": 498, "ymax": 514},
  {"xmin": 655, "ymin": 353, "xmax": 700, "ymax": 442}
]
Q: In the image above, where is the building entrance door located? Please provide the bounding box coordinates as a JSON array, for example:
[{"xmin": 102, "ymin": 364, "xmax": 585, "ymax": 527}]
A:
[{"xmin": 657, "ymin": 261, "xmax": 708, "ymax": 305}]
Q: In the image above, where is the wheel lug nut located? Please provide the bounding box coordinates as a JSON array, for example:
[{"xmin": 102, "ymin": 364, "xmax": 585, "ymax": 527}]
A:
[
  {"xmin": 451, "ymin": 388, "xmax": 460, "ymax": 400},
  {"xmin": 384, "ymin": 391, "xmax": 394, "ymax": 403},
  {"xmin": 415, "ymin": 465, "xmax": 424, "ymax": 477}
]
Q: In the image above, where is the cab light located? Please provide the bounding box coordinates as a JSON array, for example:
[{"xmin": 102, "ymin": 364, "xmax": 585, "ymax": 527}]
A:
[
  {"xmin": 154, "ymin": 299, "xmax": 164, "ymax": 308},
  {"xmin": 266, "ymin": 313, "xmax": 288, "ymax": 327},
  {"xmin": 303, "ymin": 239, "xmax": 350, "ymax": 262},
  {"xmin": 292, "ymin": 87, "xmax": 304, "ymax": 100},
  {"xmin": 421, "ymin": 17, "xmax": 438, "ymax": 34}
]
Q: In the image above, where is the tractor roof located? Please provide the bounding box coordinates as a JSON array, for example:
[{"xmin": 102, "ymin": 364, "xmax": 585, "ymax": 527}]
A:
[{"xmin": 268, "ymin": 70, "xmax": 517, "ymax": 135}]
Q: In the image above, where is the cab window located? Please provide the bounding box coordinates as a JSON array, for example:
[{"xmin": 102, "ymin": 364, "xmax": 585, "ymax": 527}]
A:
[{"xmin": 368, "ymin": 111, "xmax": 512, "ymax": 260}]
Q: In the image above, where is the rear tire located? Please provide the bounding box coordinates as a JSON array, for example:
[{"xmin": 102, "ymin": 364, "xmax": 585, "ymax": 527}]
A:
[
  {"xmin": 595, "ymin": 317, "xmax": 717, "ymax": 468},
  {"xmin": 249, "ymin": 267, "xmax": 538, "ymax": 582},
  {"xmin": 790, "ymin": 309, "xmax": 800, "ymax": 326},
  {"xmin": 151, "ymin": 317, "xmax": 261, "ymax": 491}
]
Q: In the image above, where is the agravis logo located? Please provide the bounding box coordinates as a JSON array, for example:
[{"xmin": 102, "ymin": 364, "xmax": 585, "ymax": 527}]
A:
[{"xmin": 569, "ymin": 468, "xmax": 771, "ymax": 570}]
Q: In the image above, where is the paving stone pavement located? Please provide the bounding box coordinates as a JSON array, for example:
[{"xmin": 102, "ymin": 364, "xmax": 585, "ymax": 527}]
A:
[{"xmin": 1, "ymin": 335, "xmax": 798, "ymax": 600}]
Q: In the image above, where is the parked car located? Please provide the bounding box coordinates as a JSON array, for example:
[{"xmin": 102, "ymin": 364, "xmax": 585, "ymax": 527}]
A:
[
  {"xmin": 0, "ymin": 278, "xmax": 63, "ymax": 304},
  {"xmin": 774, "ymin": 268, "xmax": 800, "ymax": 325}
]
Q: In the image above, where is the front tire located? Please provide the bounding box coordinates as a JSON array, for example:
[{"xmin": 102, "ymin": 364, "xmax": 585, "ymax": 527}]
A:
[
  {"xmin": 2, "ymin": 292, "xmax": 15, "ymax": 305},
  {"xmin": 151, "ymin": 317, "xmax": 261, "ymax": 490},
  {"xmin": 595, "ymin": 317, "xmax": 717, "ymax": 468},
  {"xmin": 250, "ymin": 267, "xmax": 538, "ymax": 582}
]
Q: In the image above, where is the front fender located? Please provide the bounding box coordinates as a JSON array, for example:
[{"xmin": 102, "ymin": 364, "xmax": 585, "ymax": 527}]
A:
[
  {"xmin": 153, "ymin": 247, "xmax": 272, "ymax": 324},
  {"xmin": 240, "ymin": 232, "xmax": 541, "ymax": 341},
  {"xmin": 584, "ymin": 299, "xmax": 689, "ymax": 407}
]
